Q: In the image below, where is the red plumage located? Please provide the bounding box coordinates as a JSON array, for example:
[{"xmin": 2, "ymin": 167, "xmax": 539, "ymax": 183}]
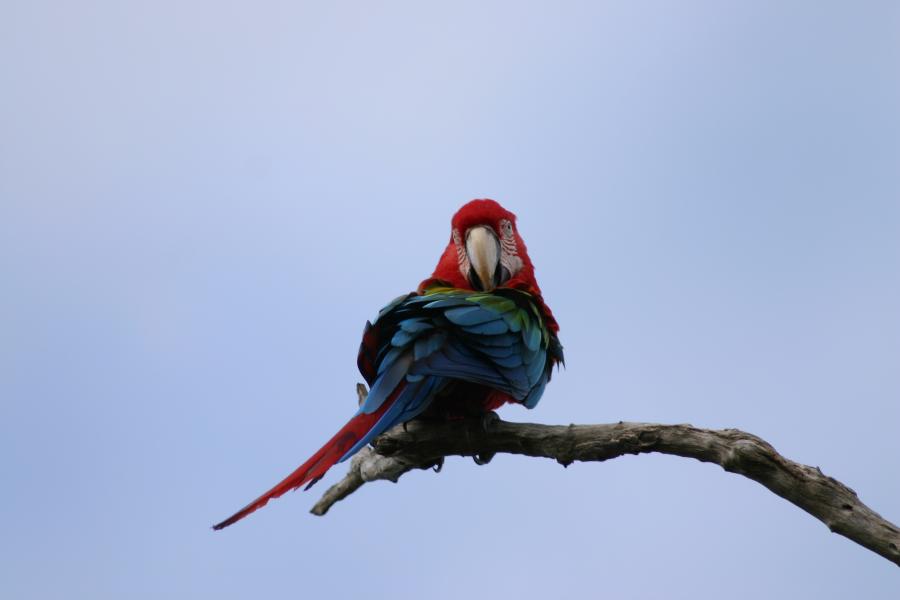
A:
[
  {"xmin": 213, "ymin": 198, "xmax": 560, "ymax": 530},
  {"xmin": 211, "ymin": 387, "xmax": 401, "ymax": 530},
  {"xmin": 419, "ymin": 199, "xmax": 558, "ymax": 332}
]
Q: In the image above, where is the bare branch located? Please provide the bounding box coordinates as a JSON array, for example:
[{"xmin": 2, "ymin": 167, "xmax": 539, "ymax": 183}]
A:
[{"xmin": 311, "ymin": 413, "xmax": 900, "ymax": 567}]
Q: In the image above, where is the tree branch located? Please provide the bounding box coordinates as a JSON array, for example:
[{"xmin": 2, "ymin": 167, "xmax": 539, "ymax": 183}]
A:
[{"xmin": 311, "ymin": 412, "xmax": 900, "ymax": 568}]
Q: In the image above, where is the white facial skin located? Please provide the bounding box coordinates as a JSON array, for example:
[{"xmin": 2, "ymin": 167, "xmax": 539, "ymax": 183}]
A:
[{"xmin": 497, "ymin": 218, "xmax": 524, "ymax": 280}]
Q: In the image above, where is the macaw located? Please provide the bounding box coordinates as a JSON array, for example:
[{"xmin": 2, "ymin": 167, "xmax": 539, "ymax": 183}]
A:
[{"xmin": 213, "ymin": 199, "xmax": 563, "ymax": 530}]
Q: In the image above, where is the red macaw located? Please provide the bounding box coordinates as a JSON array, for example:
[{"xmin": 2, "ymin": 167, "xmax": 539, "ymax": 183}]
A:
[{"xmin": 213, "ymin": 199, "xmax": 563, "ymax": 530}]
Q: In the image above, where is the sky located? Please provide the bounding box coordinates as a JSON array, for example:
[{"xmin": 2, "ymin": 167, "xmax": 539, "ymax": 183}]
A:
[{"xmin": 2, "ymin": 1, "xmax": 899, "ymax": 598}]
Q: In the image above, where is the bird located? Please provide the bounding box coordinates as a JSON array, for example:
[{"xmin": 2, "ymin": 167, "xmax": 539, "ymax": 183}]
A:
[{"xmin": 213, "ymin": 199, "xmax": 563, "ymax": 530}]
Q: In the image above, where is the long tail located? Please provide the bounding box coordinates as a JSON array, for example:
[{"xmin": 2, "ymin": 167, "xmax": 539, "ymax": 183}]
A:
[{"xmin": 212, "ymin": 397, "xmax": 395, "ymax": 530}]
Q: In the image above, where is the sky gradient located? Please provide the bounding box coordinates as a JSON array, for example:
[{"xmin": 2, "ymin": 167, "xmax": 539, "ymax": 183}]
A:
[{"xmin": 2, "ymin": 1, "xmax": 899, "ymax": 598}]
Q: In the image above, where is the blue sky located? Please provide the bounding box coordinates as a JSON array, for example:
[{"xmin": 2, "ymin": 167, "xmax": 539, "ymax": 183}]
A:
[{"xmin": 2, "ymin": 1, "xmax": 899, "ymax": 598}]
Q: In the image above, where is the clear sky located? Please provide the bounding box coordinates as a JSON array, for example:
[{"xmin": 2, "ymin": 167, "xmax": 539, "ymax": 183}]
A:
[{"xmin": 2, "ymin": 1, "xmax": 899, "ymax": 598}]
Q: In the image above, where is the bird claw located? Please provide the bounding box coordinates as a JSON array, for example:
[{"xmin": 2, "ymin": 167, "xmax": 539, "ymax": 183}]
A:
[
  {"xmin": 473, "ymin": 452, "xmax": 495, "ymax": 466},
  {"xmin": 430, "ymin": 457, "xmax": 444, "ymax": 473},
  {"xmin": 481, "ymin": 411, "xmax": 500, "ymax": 432}
]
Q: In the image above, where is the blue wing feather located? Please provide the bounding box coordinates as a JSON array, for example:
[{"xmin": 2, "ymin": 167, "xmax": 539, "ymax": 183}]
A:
[
  {"xmin": 376, "ymin": 346, "xmax": 404, "ymax": 376},
  {"xmin": 392, "ymin": 328, "xmax": 426, "ymax": 347},
  {"xmin": 364, "ymin": 352, "xmax": 413, "ymax": 413},
  {"xmin": 341, "ymin": 375, "xmax": 448, "ymax": 460},
  {"xmin": 353, "ymin": 287, "xmax": 560, "ymax": 458},
  {"xmin": 378, "ymin": 294, "xmax": 414, "ymax": 318},
  {"xmin": 470, "ymin": 332, "xmax": 520, "ymax": 347},
  {"xmin": 422, "ymin": 298, "xmax": 470, "ymax": 310},
  {"xmin": 445, "ymin": 305, "xmax": 503, "ymax": 326},
  {"xmin": 461, "ymin": 320, "xmax": 509, "ymax": 336},
  {"xmin": 491, "ymin": 352, "xmax": 524, "ymax": 369},
  {"xmin": 414, "ymin": 330, "xmax": 447, "ymax": 361},
  {"xmin": 522, "ymin": 372, "xmax": 549, "ymax": 409},
  {"xmin": 472, "ymin": 343, "xmax": 517, "ymax": 359},
  {"xmin": 526, "ymin": 348, "xmax": 547, "ymax": 384},
  {"xmin": 399, "ymin": 318, "xmax": 434, "ymax": 333}
]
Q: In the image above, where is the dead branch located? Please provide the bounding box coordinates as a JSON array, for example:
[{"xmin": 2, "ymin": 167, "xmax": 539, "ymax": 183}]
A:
[{"xmin": 310, "ymin": 409, "xmax": 900, "ymax": 568}]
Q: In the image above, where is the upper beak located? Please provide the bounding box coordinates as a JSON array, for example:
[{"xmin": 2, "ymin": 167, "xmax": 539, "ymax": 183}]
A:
[{"xmin": 466, "ymin": 225, "xmax": 501, "ymax": 291}]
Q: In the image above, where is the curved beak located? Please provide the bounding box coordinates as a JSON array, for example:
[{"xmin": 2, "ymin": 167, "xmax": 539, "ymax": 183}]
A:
[{"xmin": 465, "ymin": 225, "xmax": 501, "ymax": 291}]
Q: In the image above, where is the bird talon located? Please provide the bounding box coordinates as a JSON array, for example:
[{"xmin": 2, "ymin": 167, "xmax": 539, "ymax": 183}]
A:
[
  {"xmin": 481, "ymin": 411, "xmax": 500, "ymax": 432},
  {"xmin": 431, "ymin": 457, "xmax": 444, "ymax": 473},
  {"xmin": 473, "ymin": 452, "xmax": 495, "ymax": 466}
]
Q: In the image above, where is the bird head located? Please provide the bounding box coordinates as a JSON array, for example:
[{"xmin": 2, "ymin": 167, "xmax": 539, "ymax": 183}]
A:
[{"xmin": 421, "ymin": 199, "xmax": 540, "ymax": 295}]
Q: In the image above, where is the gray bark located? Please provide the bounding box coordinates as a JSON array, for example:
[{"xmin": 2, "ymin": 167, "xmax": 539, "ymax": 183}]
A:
[{"xmin": 311, "ymin": 402, "xmax": 900, "ymax": 568}]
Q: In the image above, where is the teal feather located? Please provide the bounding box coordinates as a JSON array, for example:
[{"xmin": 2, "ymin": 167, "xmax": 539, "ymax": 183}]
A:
[
  {"xmin": 414, "ymin": 331, "xmax": 447, "ymax": 360},
  {"xmin": 359, "ymin": 286, "xmax": 561, "ymax": 426},
  {"xmin": 391, "ymin": 329, "xmax": 418, "ymax": 347},
  {"xmin": 444, "ymin": 305, "xmax": 503, "ymax": 326},
  {"xmin": 462, "ymin": 320, "xmax": 509, "ymax": 335},
  {"xmin": 422, "ymin": 298, "xmax": 470, "ymax": 310},
  {"xmin": 400, "ymin": 318, "xmax": 434, "ymax": 333},
  {"xmin": 472, "ymin": 332, "xmax": 520, "ymax": 347},
  {"xmin": 523, "ymin": 320, "xmax": 542, "ymax": 352},
  {"xmin": 491, "ymin": 352, "xmax": 523, "ymax": 369},
  {"xmin": 378, "ymin": 294, "xmax": 413, "ymax": 318},
  {"xmin": 526, "ymin": 349, "xmax": 546, "ymax": 383},
  {"xmin": 474, "ymin": 343, "xmax": 517, "ymax": 359},
  {"xmin": 502, "ymin": 310, "xmax": 526, "ymax": 333}
]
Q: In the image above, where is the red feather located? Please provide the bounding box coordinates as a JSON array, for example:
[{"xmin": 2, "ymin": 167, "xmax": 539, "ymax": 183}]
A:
[
  {"xmin": 419, "ymin": 198, "xmax": 559, "ymax": 333},
  {"xmin": 212, "ymin": 387, "xmax": 400, "ymax": 530},
  {"xmin": 214, "ymin": 198, "xmax": 559, "ymax": 530}
]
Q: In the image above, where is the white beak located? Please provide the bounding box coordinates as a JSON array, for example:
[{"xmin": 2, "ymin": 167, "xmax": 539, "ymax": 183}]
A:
[{"xmin": 466, "ymin": 226, "xmax": 500, "ymax": 291}]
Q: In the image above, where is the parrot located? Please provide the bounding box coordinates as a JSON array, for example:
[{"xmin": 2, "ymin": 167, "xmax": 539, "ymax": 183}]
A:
[{"xmin": 213, "ymin": 199, "xmax": 563, "ymax": 530}]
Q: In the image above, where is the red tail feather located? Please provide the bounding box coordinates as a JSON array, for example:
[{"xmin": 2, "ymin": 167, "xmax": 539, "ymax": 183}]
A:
[{"xmin": 212, "ymin": 396, "xmax": 395, "ymax": 530}]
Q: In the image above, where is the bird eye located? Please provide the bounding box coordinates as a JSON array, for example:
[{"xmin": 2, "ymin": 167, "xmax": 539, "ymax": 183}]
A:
[{"xmin": 500, "ymin": 220, "xmax": 513, "ymax": 237}]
